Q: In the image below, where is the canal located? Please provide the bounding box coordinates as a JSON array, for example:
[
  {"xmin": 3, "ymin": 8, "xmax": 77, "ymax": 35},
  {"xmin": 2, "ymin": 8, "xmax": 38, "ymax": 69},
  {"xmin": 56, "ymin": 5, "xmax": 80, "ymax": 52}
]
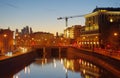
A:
[
  {"xmin": 0, "ymin": 47, "xmax": 119, "ymax": 78},
  {"xmin": 13, "ymin": 48, "xmax": 118, "ymax": 78}
]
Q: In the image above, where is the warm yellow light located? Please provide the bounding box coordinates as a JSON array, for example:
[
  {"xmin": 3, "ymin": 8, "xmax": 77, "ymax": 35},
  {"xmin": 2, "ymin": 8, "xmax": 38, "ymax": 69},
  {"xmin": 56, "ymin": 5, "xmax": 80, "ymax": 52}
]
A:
[
  {"xmin": 110, "ymin": 18, "xmax": 113, "ymax": 22},
  {"xmin": 61, "ymin": 38, "xmax": 63, "ymax": 40},
  {"xmin": 114, "ymin": 33, "xmax": 118, "ymax": 36},
  {"xmin": 3, "ymin": 34, "xmax": 7, "ymax": 37},
  {"xmin": 95, "ymin": 36, "xmax": 98, "ymax": 38},
  {"xmin": 15, "ymin": 34, "xmax": 18, "ymax": 36},
  {"xmin": 83, "ymin": 37, "xmax": 86, "ymax": 39},
  {"xmin": 97, "ymin": 42, "xmax": 99, "ymax": 44},
  {"xmin": 24, "ymin": 35, "xmax": 27, "ymax": 37},
  {"xmin": 18, "ymin": 37, "xmax": 20, "ymax": 39},
  {"xmin": 32, "ymin": 38, "xmax": 34, "ymax": 40}
]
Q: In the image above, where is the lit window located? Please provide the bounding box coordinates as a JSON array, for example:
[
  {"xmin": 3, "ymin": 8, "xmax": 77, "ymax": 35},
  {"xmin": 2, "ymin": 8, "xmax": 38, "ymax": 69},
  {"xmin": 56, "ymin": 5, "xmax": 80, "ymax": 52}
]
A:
[
  {"xmin": 90, "ymin": 26, "xmax": 93, "ymax": 30},
  {"xmin": 87, "ymin": 42, "xmax": 89, "ymax": 44},
  {"xmin": 90, "ymin": 42, "xmax": 92, "ymax": 44},
  {"xmin": 94, "ymin": 25, "xmax": 99, "ymax": 30},
  {"xmin": 97, "ymin": 42, "xmax": 99, "ymax": 44},
  {"xmin": 85, "ymin": 27, "xmax": 89, "ymax": 31},
  {"xmin": 95, "ymin": 36, "xmax": 98, "ymax": 39},
  {"xmin": 83, "ymin": 37, "xmax": 86, "ymax": 39}
]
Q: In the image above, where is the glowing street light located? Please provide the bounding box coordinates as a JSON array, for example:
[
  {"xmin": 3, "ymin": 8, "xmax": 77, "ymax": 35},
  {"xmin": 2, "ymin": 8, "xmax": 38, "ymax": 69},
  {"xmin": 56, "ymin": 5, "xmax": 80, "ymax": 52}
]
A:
[
  {"xmin": 3, "ymin": 34, "xmax": 7, "ymax": 37},
  {"xmin": 114, "ymin": 32, "xmax": 118, "ymax": 36},
  {"xmin": 110, "ymin": 18, "xmax": 113, "ymax": 22}
]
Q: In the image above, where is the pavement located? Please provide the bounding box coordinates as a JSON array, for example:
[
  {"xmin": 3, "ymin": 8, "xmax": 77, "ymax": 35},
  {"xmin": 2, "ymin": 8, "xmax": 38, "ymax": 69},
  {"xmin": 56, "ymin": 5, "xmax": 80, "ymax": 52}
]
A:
[
  {"xmin": 78, "ymin": 47, "xmax": 120, "ymax": 61},
  {"xmin": 0, "ymin": 51, "xmax": 27, "ymax": 61}
]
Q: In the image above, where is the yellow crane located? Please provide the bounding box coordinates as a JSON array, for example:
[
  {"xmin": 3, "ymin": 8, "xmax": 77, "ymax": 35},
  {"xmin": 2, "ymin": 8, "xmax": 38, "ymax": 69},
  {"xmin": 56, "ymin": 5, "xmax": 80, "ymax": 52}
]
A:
[{"xmin": 57, "ymin": 14, "xmax": 85, "ymax": 27}]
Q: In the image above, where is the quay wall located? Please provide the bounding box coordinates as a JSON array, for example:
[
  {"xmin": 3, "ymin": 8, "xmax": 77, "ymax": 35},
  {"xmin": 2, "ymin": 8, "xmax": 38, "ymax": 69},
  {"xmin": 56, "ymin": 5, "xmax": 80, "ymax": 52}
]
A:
[
  {"xmin": 0, "ymin": 50, "xmax": 38, "ymax": 78},
  {"xmin": 0, "ymin": 47, "xmax": 67, "ymax": 78}
]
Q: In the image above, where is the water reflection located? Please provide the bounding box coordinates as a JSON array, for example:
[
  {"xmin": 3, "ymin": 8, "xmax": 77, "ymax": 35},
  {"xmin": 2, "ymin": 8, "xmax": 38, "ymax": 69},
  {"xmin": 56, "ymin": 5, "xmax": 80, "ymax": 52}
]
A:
[
  {"xmin": 63, "ymin": 58, "xmax": 100, "ymax": 78},
  {"xmin": 13, "ymin": 66, "xmax": 31, "ymax": 78},
  {"xmin": 33, "ymin": 58, "xmax": 100, "ymax": 78},
  {"xmin": 14, "ymin": 58, "xmax": 113, "ymax": 78},
  {"xmin": 2, "ymin": 49, "xmax": 118, "ymax": 78}
]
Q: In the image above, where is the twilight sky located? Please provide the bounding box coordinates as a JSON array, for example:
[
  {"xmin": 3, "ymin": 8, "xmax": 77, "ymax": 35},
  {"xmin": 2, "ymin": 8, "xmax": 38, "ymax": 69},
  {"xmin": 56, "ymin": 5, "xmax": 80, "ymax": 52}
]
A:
[{"xmin": 0, "ymin": 0, "xmax": 119, "ymax": 34}]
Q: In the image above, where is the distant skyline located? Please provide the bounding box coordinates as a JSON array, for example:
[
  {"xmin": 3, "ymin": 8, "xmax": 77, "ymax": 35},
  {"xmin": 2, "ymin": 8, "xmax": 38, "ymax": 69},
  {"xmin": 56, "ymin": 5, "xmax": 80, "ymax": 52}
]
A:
[{"xmin": 0, "ymin": 0, "xmax": 120, "ymax": 34}]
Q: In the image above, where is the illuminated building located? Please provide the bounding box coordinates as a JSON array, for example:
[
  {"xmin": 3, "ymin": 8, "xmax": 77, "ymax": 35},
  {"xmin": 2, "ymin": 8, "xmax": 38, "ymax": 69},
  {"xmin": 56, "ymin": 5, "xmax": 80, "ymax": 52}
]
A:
[
  {"xmin": 0, "ymin": 28, "xmax": 14, "ymax": 54},
  {"xmin": 15, "ymin": 27, "xmax": 55, "ymax": 47},
  {"xmin": 64, "ymin": 25, "xmax": 82, "ymax": 39},
  {"xmin": 15, "ymin": 26, "xmax": 33, "ymax": 47},
  {"xmin": 80, "ymin": 7, "xmax": 120, "ymax": 49},
  {"xmin": 31, "ymin": 32, "xmax": 54, "ymax": 46}
]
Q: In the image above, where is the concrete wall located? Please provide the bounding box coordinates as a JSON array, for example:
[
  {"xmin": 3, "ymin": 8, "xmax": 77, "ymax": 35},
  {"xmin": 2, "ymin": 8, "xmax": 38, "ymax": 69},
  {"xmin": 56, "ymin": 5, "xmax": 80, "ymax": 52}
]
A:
[
  {"xmin": 0, "ymin": 47, "xmax": 67, "ymax": 78},
  {"xmin": 0, "ymin": 50, "xmax": 38, "ymax": 78}
]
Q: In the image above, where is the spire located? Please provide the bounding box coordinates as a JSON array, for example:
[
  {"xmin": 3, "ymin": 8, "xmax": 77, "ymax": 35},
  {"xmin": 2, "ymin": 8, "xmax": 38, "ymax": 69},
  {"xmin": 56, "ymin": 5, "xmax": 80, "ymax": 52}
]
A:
[
  {"xmin": 8, "ymin": 27, "xmax": 10, "ymax": 30},
  {"xmin": 96, "ymin": 6, "xmax": 98, "ymax": 9}
]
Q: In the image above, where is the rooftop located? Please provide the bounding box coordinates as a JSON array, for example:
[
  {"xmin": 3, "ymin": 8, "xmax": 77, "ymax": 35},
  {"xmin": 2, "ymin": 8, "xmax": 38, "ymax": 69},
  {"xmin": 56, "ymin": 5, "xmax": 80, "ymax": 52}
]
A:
[{"xmin": 93, "ymin": 7, "xmax": 120, "ymax": 12}]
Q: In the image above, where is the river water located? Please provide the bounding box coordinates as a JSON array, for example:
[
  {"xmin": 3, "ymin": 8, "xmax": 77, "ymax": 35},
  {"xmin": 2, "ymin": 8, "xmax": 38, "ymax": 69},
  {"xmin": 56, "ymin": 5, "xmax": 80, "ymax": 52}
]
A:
[{"xmin": 12, "ymin": 50, "xmax": 117, "ymax": 78}]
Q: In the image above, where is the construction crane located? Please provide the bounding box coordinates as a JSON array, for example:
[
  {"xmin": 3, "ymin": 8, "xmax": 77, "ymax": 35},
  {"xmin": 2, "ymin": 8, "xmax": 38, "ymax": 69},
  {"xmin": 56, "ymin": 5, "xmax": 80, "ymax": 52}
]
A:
[{"xmin": 57, "ymin": 14, "xmax": 85, "ymax": 27}]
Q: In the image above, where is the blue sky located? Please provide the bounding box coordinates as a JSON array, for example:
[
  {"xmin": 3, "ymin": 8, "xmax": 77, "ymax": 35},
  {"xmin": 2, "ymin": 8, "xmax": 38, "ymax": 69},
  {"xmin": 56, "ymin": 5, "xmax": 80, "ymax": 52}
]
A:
[{"xmin": 0, "ymin": 0, "xmax": 120, "ymax": 34}]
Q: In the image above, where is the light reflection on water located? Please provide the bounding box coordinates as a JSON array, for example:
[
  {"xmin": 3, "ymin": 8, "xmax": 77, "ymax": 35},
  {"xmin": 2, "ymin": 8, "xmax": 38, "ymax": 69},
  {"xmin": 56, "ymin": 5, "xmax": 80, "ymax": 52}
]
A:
[{"xmin": 13, "ymin": 58, "xmax": 100, "ymax": 78}]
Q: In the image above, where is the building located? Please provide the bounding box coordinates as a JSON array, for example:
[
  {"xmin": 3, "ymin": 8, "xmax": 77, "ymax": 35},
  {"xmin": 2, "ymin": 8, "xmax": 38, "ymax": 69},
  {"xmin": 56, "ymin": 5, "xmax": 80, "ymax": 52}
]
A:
[
  {"xmin": 80, "ymin": 7, "xmax": 120, "ymax": 49},
  {"xmin": 15, "ymin": 26, "xmax": 33, "ymax": 47},
  {"xmin": 64, "ymin": 25, "xmax": 82, "ymax": 39},
  {"xmin": 30, "ymin": 32, "xmax": 54, "ymax": 46},
  {"xmin": 21, "ymin": 26, "xmax": 32, "ymax": 35},
  {"xmin": 0, "ymin": 28, "xmax": 14, "ymax": 54}
]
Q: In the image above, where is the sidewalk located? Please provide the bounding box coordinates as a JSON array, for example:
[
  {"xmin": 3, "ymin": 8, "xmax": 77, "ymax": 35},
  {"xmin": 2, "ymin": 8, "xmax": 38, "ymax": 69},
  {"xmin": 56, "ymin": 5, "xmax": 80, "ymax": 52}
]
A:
[
  {"xmin": 77, "ymin": 47, "xmax": 120, "ymax": 61},
  {"xmin": 0, "ymin": 51, "xmax": 27, "ymax": 61},
  {"xmin": 94, "ymin": 48, "xmax": 120, "ymax": 60}
]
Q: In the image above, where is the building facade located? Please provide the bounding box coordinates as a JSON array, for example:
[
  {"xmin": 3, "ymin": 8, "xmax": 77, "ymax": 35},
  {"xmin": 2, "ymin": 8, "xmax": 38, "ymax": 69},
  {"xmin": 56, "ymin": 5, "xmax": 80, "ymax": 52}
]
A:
[
  {"xmin": 0, "ymin": 28, "xmax": 14, "ymax": 54},
  {"xmin": 30, "ymin": 32, "xmax": 54, "ymax": 46},
  {"xmin": 64, "ymin": 25, "xmax": 82, "ymax": 39},
  {"xmin": 79, "ymin": 7, "xmax": 120, "ymax": 50}
]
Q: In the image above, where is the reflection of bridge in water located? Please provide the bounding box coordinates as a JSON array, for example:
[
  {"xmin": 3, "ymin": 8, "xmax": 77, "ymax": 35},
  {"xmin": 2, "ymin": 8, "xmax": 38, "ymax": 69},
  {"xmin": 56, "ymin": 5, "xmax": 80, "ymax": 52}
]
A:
[{"xmin": 34, "ymin": 46, "xmax": 119, "ymax": 78}]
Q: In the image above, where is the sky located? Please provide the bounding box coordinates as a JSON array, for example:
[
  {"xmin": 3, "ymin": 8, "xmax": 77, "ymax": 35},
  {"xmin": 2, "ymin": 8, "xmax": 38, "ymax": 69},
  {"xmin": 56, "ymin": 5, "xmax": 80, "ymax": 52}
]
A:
[{"xmin": 0, "ymin": 0, "xmax": 120, "ymax": 34}]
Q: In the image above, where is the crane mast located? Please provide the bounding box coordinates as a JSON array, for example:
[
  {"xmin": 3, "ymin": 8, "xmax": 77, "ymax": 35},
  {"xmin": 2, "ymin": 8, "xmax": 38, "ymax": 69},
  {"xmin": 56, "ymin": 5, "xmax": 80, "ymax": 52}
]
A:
[{"xmin": 57, "ymin": 14, "xmax": 84, "ymax": 27}]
